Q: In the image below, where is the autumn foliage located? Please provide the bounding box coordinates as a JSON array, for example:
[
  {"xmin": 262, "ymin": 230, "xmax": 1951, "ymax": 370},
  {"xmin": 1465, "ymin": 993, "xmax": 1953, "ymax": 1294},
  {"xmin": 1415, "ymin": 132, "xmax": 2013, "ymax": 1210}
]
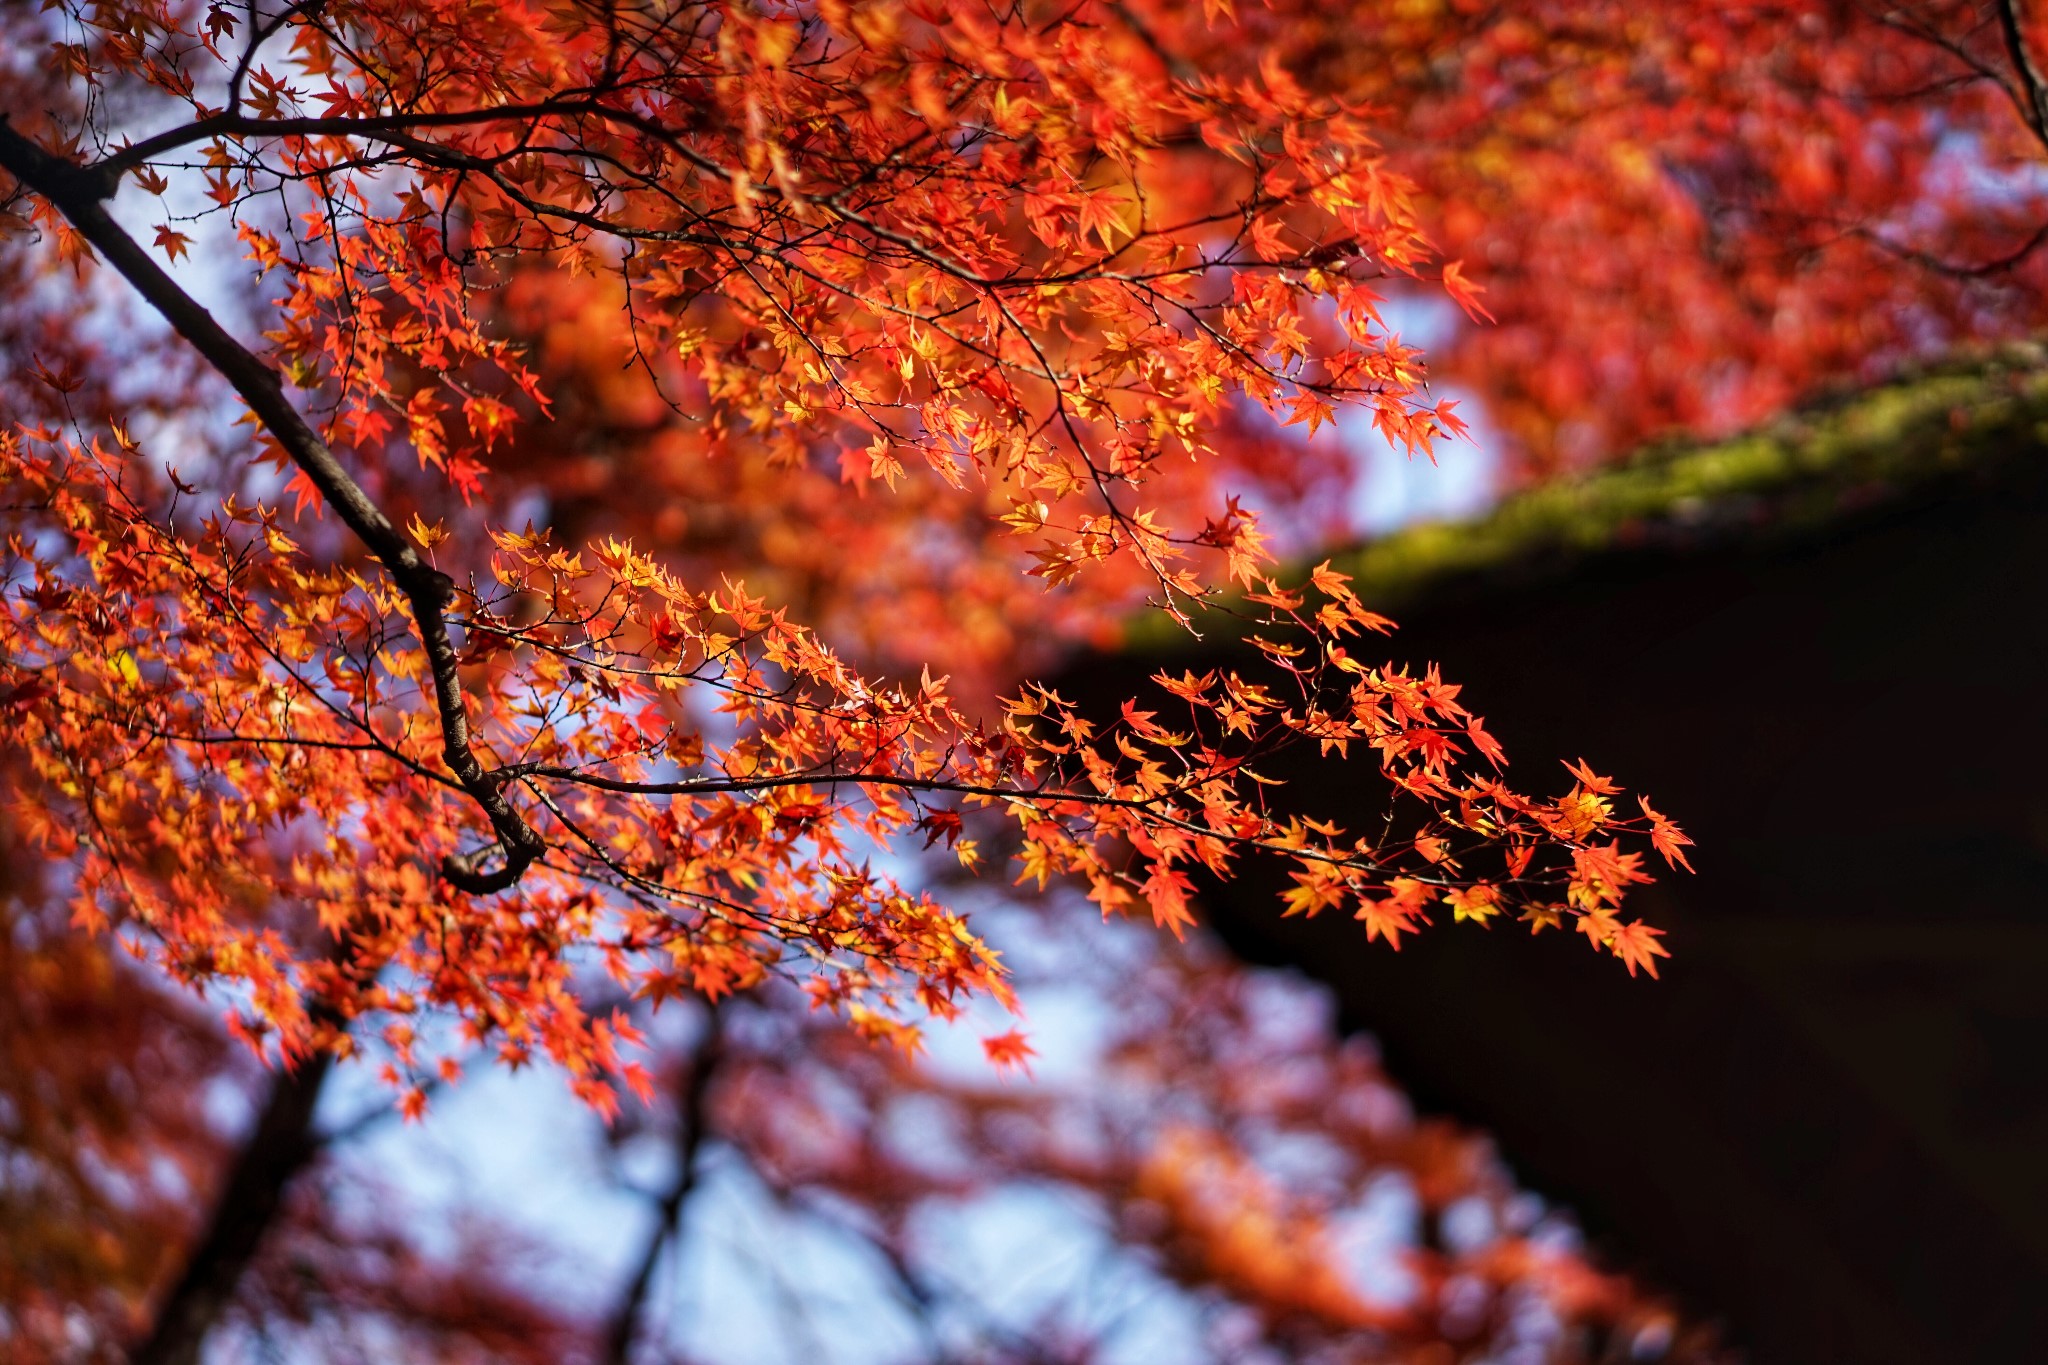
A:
[
  {"xmin": 4, "ymin": 0, "xmax": 2046, "ymax": 1360},
  {"xmin": 0, "ymin": 0, "xmax": 1695, "ymax": 1100}
]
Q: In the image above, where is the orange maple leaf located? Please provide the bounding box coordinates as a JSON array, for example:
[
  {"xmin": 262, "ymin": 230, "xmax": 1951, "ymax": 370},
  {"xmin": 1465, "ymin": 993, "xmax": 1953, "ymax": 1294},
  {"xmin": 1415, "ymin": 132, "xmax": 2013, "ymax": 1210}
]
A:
[
  {"xmin": 1639, "ymin": 796, "xmax": 1696, "ymax": 872},
  {"xmin": 1440, "ymin": 259, "xmax": 1496, "ymax": 323},
  {"xmin": 152, "ymin": 225, "xmax": 191, "ymax": 262},
  {"xmin": 1609, "ymin": 921, "xmax": 1670, "ymax": 979},
  {"xmin": 981, "ymin": 1030, "xmax": 1037, "ymax": 1074},
  {"xmin": 1564, "ymin": 758, "xmax": 1622, "ymax": 795}
]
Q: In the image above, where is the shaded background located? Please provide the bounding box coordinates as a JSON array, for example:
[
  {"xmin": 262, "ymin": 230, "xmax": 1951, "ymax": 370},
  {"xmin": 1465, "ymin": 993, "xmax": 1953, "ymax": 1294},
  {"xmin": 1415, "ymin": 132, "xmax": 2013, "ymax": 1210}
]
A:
[{"xmin": 1084, "ymin": 374, "xmax": 2048, "ymax": 1364}]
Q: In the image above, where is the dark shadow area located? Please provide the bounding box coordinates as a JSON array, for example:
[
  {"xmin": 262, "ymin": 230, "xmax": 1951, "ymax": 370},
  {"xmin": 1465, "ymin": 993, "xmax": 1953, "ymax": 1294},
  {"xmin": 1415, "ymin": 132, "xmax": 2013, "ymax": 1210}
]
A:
[{"xmin": 1076, "ymin": 463, "xmax": 2048, "ymax": 1363}]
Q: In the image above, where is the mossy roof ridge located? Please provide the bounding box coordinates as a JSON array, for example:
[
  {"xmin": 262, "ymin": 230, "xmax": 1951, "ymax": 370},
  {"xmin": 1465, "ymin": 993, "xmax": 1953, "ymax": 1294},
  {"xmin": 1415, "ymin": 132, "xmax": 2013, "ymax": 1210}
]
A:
[{"xmin": 1126, "ymin": 342, "xmax": 2048, "ymax": 654}]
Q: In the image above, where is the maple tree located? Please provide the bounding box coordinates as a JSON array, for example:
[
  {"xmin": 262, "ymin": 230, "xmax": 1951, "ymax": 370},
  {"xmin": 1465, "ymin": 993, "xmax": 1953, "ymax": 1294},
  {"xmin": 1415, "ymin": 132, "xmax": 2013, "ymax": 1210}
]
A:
[
  {"xmin": 4, "ymin": 0, "xmax": 2046, "ymax": 1361},
  {"xmin": 0, "ymin": 0, "xmax": 1689, "ymax": 1101}
]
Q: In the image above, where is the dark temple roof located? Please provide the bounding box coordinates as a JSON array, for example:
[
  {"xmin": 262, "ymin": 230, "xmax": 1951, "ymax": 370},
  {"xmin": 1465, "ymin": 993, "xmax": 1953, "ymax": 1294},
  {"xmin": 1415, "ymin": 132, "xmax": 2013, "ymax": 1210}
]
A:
[{"xmin": 1086, "ymin": 343, "xmax": 2048, "ymax": 1365}]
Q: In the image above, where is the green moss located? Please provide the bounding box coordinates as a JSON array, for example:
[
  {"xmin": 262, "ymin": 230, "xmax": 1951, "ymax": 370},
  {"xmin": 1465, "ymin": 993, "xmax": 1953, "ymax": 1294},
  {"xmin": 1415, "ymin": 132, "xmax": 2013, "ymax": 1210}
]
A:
[{"xmin": 1126, "ymin": 344, "xmax": 2048, "ymax": 653}]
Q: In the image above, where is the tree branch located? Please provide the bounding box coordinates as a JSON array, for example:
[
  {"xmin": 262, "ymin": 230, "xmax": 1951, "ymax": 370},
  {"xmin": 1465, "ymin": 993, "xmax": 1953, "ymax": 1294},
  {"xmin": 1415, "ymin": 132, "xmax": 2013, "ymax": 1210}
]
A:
[
  {"xmin": 1998, "ymin": 0, "xmax": 2048, "ymax": 147},
  {"xmin": 600, "ymin": 1011, "xmax": 723, "ymax": 1365},
  {"xmin": 0, "ymin": 115, "xmax": 544, "ymax": 894},
  {"xmin": 1850, "ymin": 217, "xmax": 2048, "ymax": 278}
]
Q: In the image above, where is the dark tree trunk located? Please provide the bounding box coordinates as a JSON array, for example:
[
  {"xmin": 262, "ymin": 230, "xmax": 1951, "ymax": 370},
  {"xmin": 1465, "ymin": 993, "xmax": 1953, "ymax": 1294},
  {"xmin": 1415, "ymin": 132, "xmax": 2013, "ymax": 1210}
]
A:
[
  {"xmin": 128, "ymin": 1055, "xmax": 333, "ymax": 1365},
  {"xmin": 600, "ymin": 1013, "xmax": 722, "ymax": 1365}
]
